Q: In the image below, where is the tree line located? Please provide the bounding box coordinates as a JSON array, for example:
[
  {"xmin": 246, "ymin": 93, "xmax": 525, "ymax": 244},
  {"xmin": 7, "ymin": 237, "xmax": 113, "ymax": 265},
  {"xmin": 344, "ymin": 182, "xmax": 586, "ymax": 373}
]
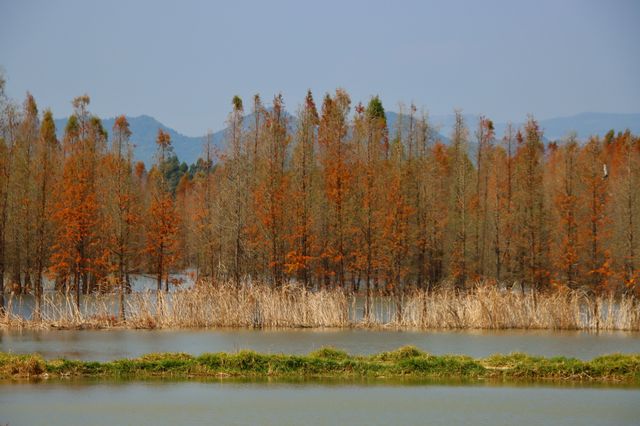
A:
[{"xmin": 1, "ymin": 78, "xmax": 639, "ymax": 318}]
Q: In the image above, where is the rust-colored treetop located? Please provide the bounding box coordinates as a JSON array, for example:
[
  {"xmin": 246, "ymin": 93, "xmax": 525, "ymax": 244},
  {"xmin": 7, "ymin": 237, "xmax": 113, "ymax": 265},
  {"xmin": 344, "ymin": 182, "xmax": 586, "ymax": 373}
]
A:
[{"xmin": 0, "ymin": 88, "xmax": 638, "ymax": 303}]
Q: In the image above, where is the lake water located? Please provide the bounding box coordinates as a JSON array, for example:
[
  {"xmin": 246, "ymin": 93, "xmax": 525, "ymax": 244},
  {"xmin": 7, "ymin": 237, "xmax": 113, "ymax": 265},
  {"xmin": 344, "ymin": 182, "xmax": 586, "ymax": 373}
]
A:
[
  {"xmin": 1, "ymin": 380, "xmax": 638, "ymax": 426},
  {"xmin": 1, "ymin": 328, "xmax": 639, "ymax": 361},
  {"xmin": 2, "ymin": 329, "xmax": 638, "ymax": 425}
]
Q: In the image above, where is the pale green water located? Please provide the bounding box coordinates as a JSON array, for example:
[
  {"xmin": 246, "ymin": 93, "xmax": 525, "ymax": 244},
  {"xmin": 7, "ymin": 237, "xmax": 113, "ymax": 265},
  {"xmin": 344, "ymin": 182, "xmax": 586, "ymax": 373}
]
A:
[
  {"xmin": 2, "ymin": 329, "xmax": 638, "ymax": 425},
  {"xmin": 0, "ymin": 380, "xmax": 638, "ymax": 426},
  {"xmin": 2, "ymin": 328, "xmax": 639, "ymax": 360}
]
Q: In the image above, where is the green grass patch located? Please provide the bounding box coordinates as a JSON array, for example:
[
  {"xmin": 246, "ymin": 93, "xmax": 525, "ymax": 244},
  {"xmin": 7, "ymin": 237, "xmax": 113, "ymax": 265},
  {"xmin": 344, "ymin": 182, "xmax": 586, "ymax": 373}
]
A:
[{"xmin": 1, "ymin": 346, "xmax": 638, "ymax": 384}]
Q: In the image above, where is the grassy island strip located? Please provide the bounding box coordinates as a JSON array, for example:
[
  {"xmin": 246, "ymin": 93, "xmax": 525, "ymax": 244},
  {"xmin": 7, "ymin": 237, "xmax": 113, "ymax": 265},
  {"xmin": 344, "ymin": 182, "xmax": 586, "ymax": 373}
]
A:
[{"xmin": 1, "ymin": 347, "xmax": 639, "ymax": 384}]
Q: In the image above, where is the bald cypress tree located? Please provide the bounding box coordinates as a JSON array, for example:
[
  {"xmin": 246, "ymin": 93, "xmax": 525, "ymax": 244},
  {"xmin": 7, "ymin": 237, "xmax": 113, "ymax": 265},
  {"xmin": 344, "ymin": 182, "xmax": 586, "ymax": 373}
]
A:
[
  {"xmin": 50, "ymin": 95, "xmax": 107, "ymax": 307},
  {"xmin": 224, "ymin": 96, "xmax": 247, "ymax": 285},
  {"xmin": 7, "ymin": 93, "xmax": 39, "ymax": 295},
  {"xmin": 448, "ymin": 111, "xmax": 472, "ymax": 290},
  {"xmin": 351, "ymin": 96, "xmax": 386, "ymax": 316},
  {"xmin": 473, "ymin": 116, "xmax": 495, "ymax": 278},
  {"xmin": 513, "ymin": 117, "xmax": 549, "ymax": 293},
  {"xmin": 253, "ymin": 94, "xmax": 290, "ymax": 286},
  {"xmin": 32, "ymin": 109, "xmax": 58, "ymax": 320},
  {"xmin": 318, "ymin": 89, "xmax": 352, "ymax": 288},
  {"xmin": 0, "ymin": 75, "xmax": 17, "ymax": 312},
  {"xmin": 102, "ymin": 116, "xmax": 139, "ymax": 319},
  {"xmin": 145, "ymin": 129, "xmax": 180, "ymax": 294},
  {"xmin": 287, "ymin": 90, "xmax": 319, "ymax": 288}
]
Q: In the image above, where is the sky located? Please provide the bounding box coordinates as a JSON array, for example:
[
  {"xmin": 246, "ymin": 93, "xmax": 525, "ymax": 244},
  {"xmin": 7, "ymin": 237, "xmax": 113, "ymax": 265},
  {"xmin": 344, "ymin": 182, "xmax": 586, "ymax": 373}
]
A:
[{"xmin": 1, "ymin": 0, "xmax": 639, "ymax": 136}]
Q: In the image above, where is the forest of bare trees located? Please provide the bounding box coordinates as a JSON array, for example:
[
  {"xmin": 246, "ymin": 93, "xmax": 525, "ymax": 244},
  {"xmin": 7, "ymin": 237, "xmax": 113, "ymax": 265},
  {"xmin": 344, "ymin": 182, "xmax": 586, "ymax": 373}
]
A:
[{"xmin": 1, "ymin": 77, "xmax": 639, "ymax": 315}]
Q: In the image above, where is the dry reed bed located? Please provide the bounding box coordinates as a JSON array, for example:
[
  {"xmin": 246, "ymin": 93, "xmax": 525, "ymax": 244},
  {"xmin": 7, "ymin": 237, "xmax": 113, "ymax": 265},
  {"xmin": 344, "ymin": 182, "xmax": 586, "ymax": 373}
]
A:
[{"xmin": 1, "ymin": 283, "xmax": 639, "ymax": 331}]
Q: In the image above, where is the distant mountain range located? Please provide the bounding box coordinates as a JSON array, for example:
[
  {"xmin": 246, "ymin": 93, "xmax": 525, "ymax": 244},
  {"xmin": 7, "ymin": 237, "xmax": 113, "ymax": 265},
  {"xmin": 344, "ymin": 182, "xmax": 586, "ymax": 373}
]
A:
[
  {"xmin": 430, "ymin": 112, "xmax": 640, "ymax": 142},
  {"xmin": 54, "ymin": 112, "xmax": 640, "ymax": 166},
  {"xmin": 54, "ymin": 115, "xmax": 216, "ymax": 166}
]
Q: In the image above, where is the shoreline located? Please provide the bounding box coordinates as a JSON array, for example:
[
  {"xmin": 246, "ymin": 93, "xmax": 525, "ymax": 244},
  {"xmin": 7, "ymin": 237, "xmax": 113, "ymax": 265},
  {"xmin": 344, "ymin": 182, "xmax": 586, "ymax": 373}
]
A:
[{"xmin": 3, "ymin": 322, "xmax": 640, "ymax": 333}]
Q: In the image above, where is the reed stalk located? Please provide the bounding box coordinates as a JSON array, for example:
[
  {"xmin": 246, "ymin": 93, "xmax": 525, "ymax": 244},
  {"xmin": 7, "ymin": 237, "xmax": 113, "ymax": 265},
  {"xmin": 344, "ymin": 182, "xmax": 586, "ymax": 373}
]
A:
[{"xmin": 1, "ymin": 281, "xmax": 638, "ymax": 331}]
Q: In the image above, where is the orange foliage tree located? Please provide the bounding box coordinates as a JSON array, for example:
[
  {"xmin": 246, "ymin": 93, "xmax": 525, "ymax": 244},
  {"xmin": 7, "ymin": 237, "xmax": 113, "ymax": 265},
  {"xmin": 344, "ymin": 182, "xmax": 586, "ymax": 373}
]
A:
[
  {"xmin": 101, "ymin": 116, "xmax": 141, "ymax": 319},
  {"xmin": 472, "ymin": 116, "xmax": 495, "ymax": 278},
  {"xmin": 513, "ymin": 118, "xmax": 549, "ymax": 292},
  {"xmin": 145, "ymin": 129, "xmax": 180, "ymax": 293},
  {"xmin": 286, "ymin": 91, "xmax": 318, "ymax": 287},
  {"xmin": 50, "ymin": 95, "xmax": 106, "ymax": 308},
  {"xmin": 380, "ymin": 120, "xmax": 414, "ymax": 315},
  {"xmin": 33, "ymin": 109, "xmax": 59, "ymax": 319},
  {"xmin": 448, "ymin": 111, "xmax": 472, "ymax": 289},
  {"xmin": 2, "ymin": 84, "xmax": 640, "ymax": 304},
  {"xmin": 252, "ymin": 95, "xmax": 290, "ymax": 286},
  {"xmin": 350, "ymin": 97, "xmax": 386, "ymax": 314},
  {"xmin": 548, "ymin": 136, "xmax": 581, "ymax": 288},
  {"xmin": 317, "ymin": 89, "xmax": 352, "ymax": 288},
  {"xmin": 579, "ymin": 137, "xmax": 612, "ymax": 293}
]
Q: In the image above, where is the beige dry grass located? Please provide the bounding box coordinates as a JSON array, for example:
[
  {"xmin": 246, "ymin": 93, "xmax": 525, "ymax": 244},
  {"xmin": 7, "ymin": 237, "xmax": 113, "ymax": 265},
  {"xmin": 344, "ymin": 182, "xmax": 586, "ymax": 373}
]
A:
[{"xmin": 1, "ymin": 281, "xmax": 638, "ymax": 331}]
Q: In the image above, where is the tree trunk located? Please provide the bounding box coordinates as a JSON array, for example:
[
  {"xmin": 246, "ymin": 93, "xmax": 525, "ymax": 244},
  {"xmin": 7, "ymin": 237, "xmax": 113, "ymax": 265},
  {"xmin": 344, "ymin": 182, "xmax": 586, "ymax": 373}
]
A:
[{"xmin": 118, "ymin": 258, "xmax": 125, "ymax": 322}]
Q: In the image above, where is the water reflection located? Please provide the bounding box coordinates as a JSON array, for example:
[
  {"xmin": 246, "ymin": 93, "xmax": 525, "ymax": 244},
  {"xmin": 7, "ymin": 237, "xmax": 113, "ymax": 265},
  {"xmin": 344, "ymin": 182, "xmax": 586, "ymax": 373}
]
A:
[
  {"xmin": 4, "ymin": 375, "xmax": 639, "ymax": 390},
  {"xmin": 1, "ymin": 328, "xmax": 639, "ymax": 361},
  {"xmin": 1, "ymin": 380, "xmax": 638, "ymax": 426}
]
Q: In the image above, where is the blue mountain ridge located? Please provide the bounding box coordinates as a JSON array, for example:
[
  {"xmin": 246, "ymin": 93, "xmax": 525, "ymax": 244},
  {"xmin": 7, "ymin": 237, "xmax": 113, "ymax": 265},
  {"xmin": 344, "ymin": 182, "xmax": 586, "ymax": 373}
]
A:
[{"xmin": 54, "ymin": 112, "xmax": 640, "ymax": 166}]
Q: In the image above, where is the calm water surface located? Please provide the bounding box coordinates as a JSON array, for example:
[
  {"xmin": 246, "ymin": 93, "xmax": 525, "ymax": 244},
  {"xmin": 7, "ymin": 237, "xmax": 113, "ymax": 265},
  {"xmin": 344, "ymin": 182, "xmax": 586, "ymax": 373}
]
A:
[
  {"xmin": 0, "ymin": 380, "xmax": 638, "ymax": 426},
  {"xmin": 2, "ymin": 328, "xmax": 638, "ymax": 425},
  {"xmin": 1, "ymin": 328, "xmax": 639, "ymax": 360}
]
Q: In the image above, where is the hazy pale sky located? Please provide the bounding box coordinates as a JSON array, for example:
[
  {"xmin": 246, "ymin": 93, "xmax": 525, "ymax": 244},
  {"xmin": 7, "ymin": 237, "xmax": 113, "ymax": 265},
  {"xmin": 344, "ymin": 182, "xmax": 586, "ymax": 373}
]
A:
[{"xmin": 1, "ymin": 0, "xmax": 639, "ymax": 135}]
